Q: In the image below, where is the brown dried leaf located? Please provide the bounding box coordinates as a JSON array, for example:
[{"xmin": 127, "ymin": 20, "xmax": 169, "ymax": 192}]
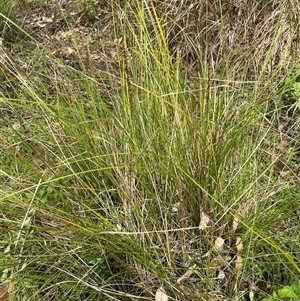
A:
[
  {"xmin": 235, "ymin": 254, "xmax": 243, "ymax": 271},
  {"xmin": 232, "ymin": 218, "xmax": 239, "ymax": 232},
  {"xmin": 277, "ymin": 140, "xmax": 288, "ymax": 152},
  {"xmin": 155, "ymin": 287, "xmax": 168, "ymax": 301},
  {"xmin": 224, "ymin": 255, "xmax": 232, "ymax": 262},
  {"xmin": 90, "ymin": 52, "xmax": 102, "ymax": 60},
  {"xmin": 271, "ymin": 154, "xmax": 278, "ymax": 164},
  {"xmin": 214, "ymin": 237, "xmax": 225, "ymax": 251},
  {"xmin": 233, "ymin": 150, "xmax": 240, "ymax": 162},
  {"xmin": 280, "ymin": 170, "xmax": 290, "ymax": 177},
  {"xmin": 37, "ymin": 15, "xmax": 54, "ymax": 27},
  {"xmin": 12, "ymin": 122, "xmax": 21, "ymax": 130},
  {"xmin": 202, "ymin": 250, "xmax": 210, "ymax": 258},
  {"xmin": 236, "ymin": 236, "xmax": 243, "ymax": 252},
  {"xmin": 62, "ymin": 46, "xmax": 75, "ymax": 55},
  {"xmin": 0, "ymin": 282, "xmax": 9, "ymax": 301},
  {"xmin": 177, "ymin": 264, "xmax": 196, "ymax": 283},
  {"xmin": 171, "ymin": 202, "xmax": 181, "ymax": 213},
  {"xmin": 55, "ymin": 29, "xmax": 74, "ymax": 40},
  {"xmin": 199, "ymin": 211, "xmax": 210, "ymax": 230},
  {"xmin": 216, "ymin": 270, "xmax": 226, "ymax": 280}
]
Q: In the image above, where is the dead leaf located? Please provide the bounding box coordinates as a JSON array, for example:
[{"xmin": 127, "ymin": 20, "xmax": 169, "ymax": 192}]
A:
[
  {"xmin": 62, "ymin": 46, "xmax": 75, "ymax": 56},
  {"xmin": 236, "ymin": 236, "xmax": 243, "ymax": 252},
  {"xmin": 155, "ymin": 287, "xmax": 168, "ymax": 301},
  {"xmin": 12, "ymin": 122, "xmax": 21, "ymax": 130},
  {"xmin": 42, "ymin": 15, "xmax": 54, "ymax": 23},
  {"xmin": 233, "ymin": 150, "xmax": 239, "ymax": 162},
  {"xmin": 224, "ymin": 255, "xmax": 232, "ymax": 261},
  {"xmin": 235, "ymin": 254, "xmax": 243, "ymax": 271},
  {"xmin": 280, "ymin": 170, "xmax": 290, "ymax": 177},
  {"xmin": 37, "ymin": 15, "xmax": 54, "ymax": 27},
  {"xmin": 55, "ymin": 29, "xmax": 74, "ymax": 40},
  {"xmin": 211, "ymin": 254, "xmax": 225, "ymax": 268},
  {"xmin": 90, "ymin": 52, "xmax": 102, "ymax": 60},
  {"xmin": 271, "ymin": 154, "xmax": 278, "ymax": 164},
  {"xmin": 171, "ymin": 202, "xmax": 181, "ymax": 213},
  {"xmin": 0, "ymin": 282, "xmax": 9, "ymax": 301},
  {"xmin": 199, "ymin": 211, "xmax": 210, "ymax": 230},
  {"xmin": 202, "ymin": 250, "xmax": 210, "ymax": 258},
  {"xmin": 277, "ymin": 140, "xmax": 288, "ymax": 152},
  {"xmin": 216, "ymin": 270, "xmax": 225, "ymax": 280},
  {"xmin": 177, "ymin": 264, "xmax": 196, "ymax": 283},
  {"xmin": 214, "ymin": 237, "xmax": 224, "ymax": 251},
  {"xmin": 232, "ymin": 218, "xmax": 239, "ymax": 232}
]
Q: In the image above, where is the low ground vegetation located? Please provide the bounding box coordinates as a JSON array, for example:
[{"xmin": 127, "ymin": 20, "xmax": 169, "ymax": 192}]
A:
[{"xmin": 0, "ymin": 1, "xmax": 299, "ymax": 300}]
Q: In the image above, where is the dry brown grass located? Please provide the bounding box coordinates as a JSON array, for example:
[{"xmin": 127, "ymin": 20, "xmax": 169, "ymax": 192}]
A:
[{"xmin": 151, "ymin": 0, "xmax": 300, "ymax": 78}]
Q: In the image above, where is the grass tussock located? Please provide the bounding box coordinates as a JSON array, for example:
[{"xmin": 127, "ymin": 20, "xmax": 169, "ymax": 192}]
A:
[{"xmin": 0, "ymin": 0, "xmax": 299, "ymax": 300}]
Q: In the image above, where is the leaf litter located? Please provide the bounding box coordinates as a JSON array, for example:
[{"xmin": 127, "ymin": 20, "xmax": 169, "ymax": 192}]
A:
[
  {"xmin": 199, "ymin": 210, "xmax": 210, "ymax": 230},
  {"xmin": 155, "ymin": 287, "xmax": 168, "ymax": 301}
]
